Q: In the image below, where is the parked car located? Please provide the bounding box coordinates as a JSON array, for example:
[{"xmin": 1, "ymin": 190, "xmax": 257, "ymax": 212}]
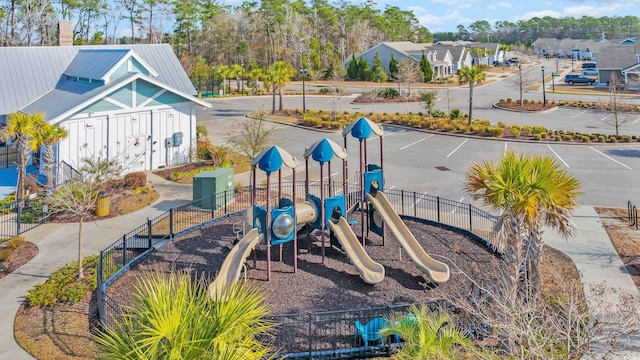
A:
[
  {"xmin": 582, "ymin": 68, "xmax": 599, "ymax": 76},
  {"xmin": 582, "ymin": 62, "xmax": 596, "ymax": 69},
  {"xmin": 564, "ymin": 74, "xmax": 595, "ymax": 86}
]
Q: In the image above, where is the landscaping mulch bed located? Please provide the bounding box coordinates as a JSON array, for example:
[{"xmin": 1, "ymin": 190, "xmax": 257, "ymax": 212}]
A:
[
  {"xmin": 495, "ymin": 102, "xmax": 558, "ymax": 112},
  {"xmin": 108, "ymin": 211, "xmax": 503, "ymax": 315},
  {"xmin": 0, "ymin": 241, "xmax": 38, "ymax": 280}
]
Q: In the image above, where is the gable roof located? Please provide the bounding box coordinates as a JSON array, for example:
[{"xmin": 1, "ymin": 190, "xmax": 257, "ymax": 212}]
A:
[
  {"xmin": 596, "ymin": 45, "xmax": 639, "ymax": 69},
  {"xmin": 20, "ymin": 72, "xmax": 210, "ymax": 123},
  {"xmin": 63, "ymin": 49, "xmax": 159, "ymax": 82},
  {"xmin": 0, "ymin": 44, "xmax": 196, "ymax": 115}
]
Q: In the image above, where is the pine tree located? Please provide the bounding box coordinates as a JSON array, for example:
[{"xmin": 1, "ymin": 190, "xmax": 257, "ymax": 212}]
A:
[
  {"xmin": 347, "ymin": 54, "xmax": 358, "ymax": 79},
  {"xmin": 372, "ymin": 51, "xmax": 387, "ymax": 83},
  {"xmin": 357, "ymin": 56, "xmax": 368, "ymax": 80},
  {"xmin": 388, "ymin": 53, "xmax": 399, "ymax": 78},
  {"xmin": 420, "ymin": 52, "xmax": 433, "ymax": 82}
]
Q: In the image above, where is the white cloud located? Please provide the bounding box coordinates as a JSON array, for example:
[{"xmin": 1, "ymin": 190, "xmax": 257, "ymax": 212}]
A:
[
  {"xmin": 410, "ymin": 7, "xmax": 474, "ymax": 32},
  {"xmin": 515, "ymin": 10, "xmax": 562, "ymax": 21},
  {"xmin": 561, "ymin": 3, "xmax": 626, "ymax": 17},
  {"xmin": 497, "ymin": 2, "xmax": 512, "ymax": 9}
]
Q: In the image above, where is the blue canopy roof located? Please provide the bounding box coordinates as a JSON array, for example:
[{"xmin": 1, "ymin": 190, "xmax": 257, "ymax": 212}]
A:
[
  {"xmin": 342, "ymin": 117, "xmax": 384, "ymax": 140},
  {"xmin": 303, "ymin": 138, "xmax": 347, "ymax": 164},
  {"xmin": 251, "ymin": 146, "xmax": 298, "ymax": 174}
]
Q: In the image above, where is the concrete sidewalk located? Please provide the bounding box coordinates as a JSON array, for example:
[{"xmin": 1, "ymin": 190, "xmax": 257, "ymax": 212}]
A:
[
  {"xmin": 544, "ymin": 205, "xmax": 640, "ymax": 357},
  {"xmin": 0, "ymin": 172, "xmax": 192, "ymax": 359}
]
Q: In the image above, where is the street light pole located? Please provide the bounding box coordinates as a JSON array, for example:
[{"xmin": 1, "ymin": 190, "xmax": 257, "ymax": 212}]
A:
[
  {"xmin": 300, "ymin": 67, "xmax": 307, "ymax": 112},
  {"xmin": 241, "ymin": 63, "xmax": 244, "ymax": 95},
  {"xmin": 212, "ymin": 65, "xmax": 216, "ymax": 96},
  {"xmin": 541, "ymin": 65, "xmax": 546, "ymax": 107}
]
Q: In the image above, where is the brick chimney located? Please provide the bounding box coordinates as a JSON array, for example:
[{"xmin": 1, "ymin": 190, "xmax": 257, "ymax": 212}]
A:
[{"xmin": 57, "ymin": 21, "xmax": 73, "ymax": 46}]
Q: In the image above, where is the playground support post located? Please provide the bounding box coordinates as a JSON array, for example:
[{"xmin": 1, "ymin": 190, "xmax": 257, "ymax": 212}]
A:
[
  {"xmin": 360, "ymin": 140, "xmax": 365, "ymax": 246},
  {"xmin": 266, "ymin": 173, "xmax": 272, "ymax": 281},
  {"xmin": 380, "ymin": 136, "xmax": 385, "ymax": 246},
  {"xmin": 293, "ymin": 168, "xmax": 297, "ymax": 273},
  {"xmin": 320, "ymin": 162, "xmax": 325, "ymax": 263}
]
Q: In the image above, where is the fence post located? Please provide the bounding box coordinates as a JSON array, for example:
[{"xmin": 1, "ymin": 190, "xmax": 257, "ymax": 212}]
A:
[
  {"xmin": 16, "ymin": 202, "xmax": 21, "ymax": 235},
  {"xmin": 224, "ymin": 190, "xmax": 228, "ymax": 214},
  {"xmin": 122, "ymin": 235, "xmax": 127, "ymax": 266},
  {"xmin": 469, "ymin": 204, "xmax": 473, "ymax": 232},
  {"xmin": 629, "ymin": 201, "xmax": 633, "ymax": 222},
  {"xmin": 169, "ymin": 208, "xmax": 174, "ymax": 240},
  {"xmin": 437, "ymin": 196, "xmax": 441, "ymax": 223},
  {"xmin": 147, "ymin": 218, "xmax": 152, "ymax": 249},
  {"xmin": 401, "ymin": 190, "xmax": 405, "ymax": 214},
  {"xmin": 307, "ymin": 312, "xmax": 313, "ymax": 358},
  {"xmin": 413, "ymin": 191, "xmax": 417, "ymax": 217},
  {"xmin": 97, "ymin": 252, "xmax": 106, "ymax": 324},
  {"xmin": 211, "ymin": 194, "xmax": 215, "ymax": 218}
]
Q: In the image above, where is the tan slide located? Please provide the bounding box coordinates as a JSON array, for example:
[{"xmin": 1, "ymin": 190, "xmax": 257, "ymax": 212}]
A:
[
  {"xmin": 366, "ymin": 191, "xmax": 450, "ymax": 283},
  {"xmin": 209, "ymin": 228, "xmax": 263, "ymax": 299},
  {"xmin": 327, "ymin": 217, "xmax": 385, "ymax": 284}
]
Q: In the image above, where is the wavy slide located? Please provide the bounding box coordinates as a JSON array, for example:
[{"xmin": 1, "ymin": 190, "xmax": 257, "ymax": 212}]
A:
[
  {"xmin": 366, "ymin": 191, "xmax": 450, "ymax": 284},
  {"xmin": 328, "ymin": 217, "xmax": 385, "ymax": 284},
  {"xmin": 209, "ymin": 228, "xmax": 263, "ymax": 298}
]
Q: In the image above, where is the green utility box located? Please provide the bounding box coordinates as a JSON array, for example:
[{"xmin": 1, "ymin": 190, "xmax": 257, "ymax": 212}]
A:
[{"xmin": 192, "ymin": 167, "xmax": 234, "ymax": 210}]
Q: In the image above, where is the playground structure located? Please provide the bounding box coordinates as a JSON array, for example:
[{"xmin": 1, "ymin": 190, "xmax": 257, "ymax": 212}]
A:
[{"xmin": 208, "ymin": 117, "xmax": 451, "ymax": 299}]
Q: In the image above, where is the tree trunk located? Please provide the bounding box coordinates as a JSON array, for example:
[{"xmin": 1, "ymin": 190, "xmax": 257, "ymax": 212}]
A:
[
  {"xmin": 467, "ymin": 82, "xmax": 474, "ymax": 125},
  {"xmin": 498, "ymin": 213, "xmax": 526, "ymax": 355},
  {"xmin": 271, "ymin": 85, "xmax": 277, "ymax": 114},
  {"xmin": 525, "ymin": 225, "xmax": 544, "ymax": 300},
  {"xmin": 17, "ymin": 137, "xmax": 29, "ymax": 209},
  {"xmin": 78, "ymin": 216, "xmax": 84, "ymax": 278},
  {"xmin": 278, "ymin": 87, "xmax": 284, "ymax": 112},
  {"xmin": 44, "ymin": 144, "xmax": 54, "ymax": 190}
]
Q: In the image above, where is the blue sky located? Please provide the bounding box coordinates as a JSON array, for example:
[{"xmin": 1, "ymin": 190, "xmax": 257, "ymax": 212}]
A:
[{"xmin": 218, "ymin": 0, "xmax": 639, "ymax": 34}]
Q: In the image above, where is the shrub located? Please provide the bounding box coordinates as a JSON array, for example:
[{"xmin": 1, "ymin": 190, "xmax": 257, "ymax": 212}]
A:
[
  {"xmin": 598, "ymin": 135, "xmax": 606, "ymax": 143},
  {"xmin": 582, "ymin": 136, "xmax": 590, "ymax": 143},
  {"xmin": 124, "ymin": 172, "xmax": 147, "ymax": 189},
  {"xmin": 196, "ymin": 124, "xmax": 208, "ymax": 137},
  {"xmin": 563, "ymin": 135, "xmax": 573, "ymax": 141},
  {"xmin": 532, "ymin": 126, "xmax": 546, "ymax": 135},
  {"xmin": 510, "ymin": 127, "xmax": 521, "ymax": 137},
  {"xmin": 319, "ymin": 88, "xmax": 330, "ymax": 95},
  {"xmin": 610, "ymin": 137, "xmax": 618, "ymax": 143},
  {"xmin": 535, "ymin": 134, "xmax": 542, "ymax": 141},
  {"xmin": 499, "ymin": 99, "xmax": 505, "ymax": 103},
  {"xmin": 449, "ymin": 108, "xmax": 462, "ymax": 119},
  {"xmin": 487, "ymin": 127, "xmax": 504, "ymax": 137},
  {"xmin": 382, "ymin": 88, "xmax": 400, "ymax": 98},
  {"xmin": 523, "ymin": 99, "xmax": 529, "ymax": 105},
  {"xmin": 25, "ymin": 255, "xmax": 98, "ymax": 307},
  {"xmin": 6, "ymin": 235, "xmax": 25, "ymax": 249},
  {"xmin": 284, "ymin": 109, "xmax": 291, "ymax": 116},
  {"xmin": 506, "ymin": 98, "xmax": 512, "ymax": 103},
  {"xmin": 133, "ymin": 185, "xmax": 154, "ymax": 195}
]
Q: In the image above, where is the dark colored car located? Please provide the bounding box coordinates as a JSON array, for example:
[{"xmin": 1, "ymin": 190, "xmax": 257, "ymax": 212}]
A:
[{"xmin": 564, "ymin": 74, "xmax": 595, "ymax": 86}]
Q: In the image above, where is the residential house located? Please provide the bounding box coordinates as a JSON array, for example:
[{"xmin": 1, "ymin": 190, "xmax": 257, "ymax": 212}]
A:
[
  {"xmin": 0, "ymin": 44, "xmax": 211, "ymax": 179},
  {"xmin": 595, "ymin": 44, "xmax": 640, "ymax": 89}
]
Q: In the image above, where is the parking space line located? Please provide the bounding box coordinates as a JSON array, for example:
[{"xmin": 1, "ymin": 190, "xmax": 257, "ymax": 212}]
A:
[
  {"xmin": 600, "ymin": 115, "xmax": 610, "ymax": 122},
  {"xmin": 504, "ymin": 142, "xmax": 508, "ymax": 152},
  {"xmin": 399, "ymin": 134, "xmax": 433, "ymax": 150},
  {"xmin": 572, "ymin": 110, "xmax": 587, "ymax": 119},
  {"xmin": 451, "ymin": 197, "xmax": 465, "ymax": 214},
  {"xmin": 388, "ymin": 185, "xmax": 396, "ymax": 190},
  {"xmin": 589, "ymin": 146, "xmax": 632, "ymax": 170},
  {"xmin": 633, "ymin": 116, "xmax": 640, "ymax": 125},
  {"xmin": 412, "ymin": 191, "xmax": 429, "ymax": 207},
  {"xmin": 446, "ymin": 139, "xmax": 468, "ymax": 158},
  {"xmin": 547, "ymin": 145, "xmax": 570, "ymax": 168}
]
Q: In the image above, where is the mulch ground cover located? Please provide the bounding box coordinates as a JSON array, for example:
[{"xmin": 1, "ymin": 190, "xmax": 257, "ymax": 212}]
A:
[{"xmin": 108, "ymin": 210, "xmax": 502, "ymax": 315}]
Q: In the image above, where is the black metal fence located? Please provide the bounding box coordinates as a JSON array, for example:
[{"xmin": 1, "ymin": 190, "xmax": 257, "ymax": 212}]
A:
[
  {"xmin": 0, "ymin": 195, "xmax": 47, "ymax": 239},
  {"xmin": 629, "ymin": 201, "xmax": 638, "ymax": 230},
  {"xmin": 95, "ymin": 182, "xmax": 498, "ymax": 357}
]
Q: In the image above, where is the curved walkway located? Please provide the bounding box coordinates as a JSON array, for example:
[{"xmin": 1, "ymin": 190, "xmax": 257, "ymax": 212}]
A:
[{"xmin": 0, "ymin": 176, "xmax": 638, "ymax": 358}]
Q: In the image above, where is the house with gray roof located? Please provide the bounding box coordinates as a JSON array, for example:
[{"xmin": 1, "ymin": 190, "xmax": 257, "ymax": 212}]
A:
[
  {"xmin": 344, "ymin": 41, "xmax": 481, "ymax": 80},
  {"xmin": 0, "ymin": 44, "xmax": 211, "ymax": 178},
  {"xmin": 595, "ymin": 44, "xmax": 640, "ymax": 89}
]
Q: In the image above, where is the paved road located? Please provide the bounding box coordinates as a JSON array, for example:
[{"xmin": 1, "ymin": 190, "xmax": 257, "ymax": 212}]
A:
[{"xmin": 198, "ymin": 90, "xmax": 640, "ymax": 208}]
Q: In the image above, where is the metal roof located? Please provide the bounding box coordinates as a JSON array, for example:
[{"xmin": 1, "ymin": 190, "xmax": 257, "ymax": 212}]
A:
[
  {"xmin": 20, "ymin": 73, "xmax": 211, "ymax": 123},
  {"xmin": 0, "ymin": 44, "xmax": 197, "ymax": 116},
  {"xmin": 64, "ymin": 49, "xmax": 130, "ymax": 80}
]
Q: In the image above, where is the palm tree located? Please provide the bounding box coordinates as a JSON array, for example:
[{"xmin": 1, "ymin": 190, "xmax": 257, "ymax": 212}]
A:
[
  {"xmin": 35, "ymin": 122, "xmax": 68, "ymax": 191},
  {"xmin": 247, "ymin": 67, "xmax": 263, "ymax": 95},
  {"xmin": 264, "ymin": 61, "xmax": 294, "ymax": 114},
  {"xmin": 382, "ymin": 305, "xmax": 472, "ymax": 359},
  {"xmin": 217, "ymin": 65, "xmax": 232, "ymax": 94},
  {"xmin": 465, "ymin": 150, "xmax": 581, "ymax": 352},
  {"xmin": 0, "ymin": 112, "xmax": 44, "ymax": 207},
  {"xmin": 96, "ymin": 269, "xmax": 275, "ymax": 359},
  {"xmin": 458, "ymin": 66, "xmax": 486, "ymax": 125}
]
